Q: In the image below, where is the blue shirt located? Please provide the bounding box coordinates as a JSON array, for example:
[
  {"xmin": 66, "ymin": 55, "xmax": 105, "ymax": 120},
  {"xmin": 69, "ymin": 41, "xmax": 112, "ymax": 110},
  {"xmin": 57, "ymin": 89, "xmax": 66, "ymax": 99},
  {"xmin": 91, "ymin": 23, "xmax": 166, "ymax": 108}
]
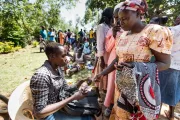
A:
[
  {"xmin": 48, "ymin": 32, "xmax": 55, "ymax": 41},
  {"xmin": 40, "ymin": 30, "xmax": 47, "ymax": 40},
  {"xmin": 83, "ymin": 42, "xmax": 91, "ymax": 54}
]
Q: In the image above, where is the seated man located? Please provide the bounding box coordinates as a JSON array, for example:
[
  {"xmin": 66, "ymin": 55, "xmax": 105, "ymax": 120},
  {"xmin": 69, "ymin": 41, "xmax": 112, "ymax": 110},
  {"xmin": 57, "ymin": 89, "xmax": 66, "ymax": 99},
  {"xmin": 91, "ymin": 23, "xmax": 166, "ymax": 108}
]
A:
[{"xmin": 30, "ymin": 42, "xmax": 93, "ymax": 120}]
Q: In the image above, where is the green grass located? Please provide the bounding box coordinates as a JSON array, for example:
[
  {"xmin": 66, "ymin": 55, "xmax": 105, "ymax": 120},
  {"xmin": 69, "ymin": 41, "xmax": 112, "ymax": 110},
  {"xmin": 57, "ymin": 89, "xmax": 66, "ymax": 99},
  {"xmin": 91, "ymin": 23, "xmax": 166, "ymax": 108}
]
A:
[
  {"xmin": 0, "ymin": 46, "xmax": 47, "ymax": 96},
  {"xmin": 0, "ymin": 46, "xmax": 92, "ymax": 96}
]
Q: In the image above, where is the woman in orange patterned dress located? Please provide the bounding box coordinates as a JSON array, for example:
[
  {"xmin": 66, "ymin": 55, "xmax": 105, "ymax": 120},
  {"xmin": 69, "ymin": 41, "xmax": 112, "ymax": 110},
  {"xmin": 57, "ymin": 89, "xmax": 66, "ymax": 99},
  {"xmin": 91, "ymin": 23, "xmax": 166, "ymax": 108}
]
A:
[
  {"xmin": 93, "ymin": 0, "xmax": 173, "ymax": 119},
  {"xmin": 104, "ymin": 3, "xmax": 124, "ymax": 117}
]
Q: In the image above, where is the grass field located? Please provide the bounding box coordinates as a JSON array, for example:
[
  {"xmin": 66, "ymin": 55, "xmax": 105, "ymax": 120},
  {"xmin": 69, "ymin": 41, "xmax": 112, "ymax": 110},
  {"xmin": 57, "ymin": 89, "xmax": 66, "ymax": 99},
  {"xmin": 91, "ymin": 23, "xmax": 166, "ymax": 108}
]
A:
[
  {"xmin": 0, "ymin": 46, "xmax": 47, "ymax": 96},
  {"xmin": 0, "ymin": 46, "xmax": 92, "ymax": 97}
]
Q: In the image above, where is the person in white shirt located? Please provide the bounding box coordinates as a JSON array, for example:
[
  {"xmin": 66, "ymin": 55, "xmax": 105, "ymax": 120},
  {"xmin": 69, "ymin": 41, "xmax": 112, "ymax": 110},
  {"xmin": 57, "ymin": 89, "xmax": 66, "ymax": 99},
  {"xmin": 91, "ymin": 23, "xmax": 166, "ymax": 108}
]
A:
[{"xmin": 159, "ymin": 15, "xmax": 180, "ymax": 120}]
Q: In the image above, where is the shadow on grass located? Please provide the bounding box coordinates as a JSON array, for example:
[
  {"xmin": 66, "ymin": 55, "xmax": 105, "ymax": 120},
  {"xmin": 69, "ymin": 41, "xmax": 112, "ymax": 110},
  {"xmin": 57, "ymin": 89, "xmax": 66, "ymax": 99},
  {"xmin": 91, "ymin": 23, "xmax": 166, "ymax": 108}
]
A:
[{"xmin": 32, "ymin": 52, "xmax": 44, "ymax": 54}]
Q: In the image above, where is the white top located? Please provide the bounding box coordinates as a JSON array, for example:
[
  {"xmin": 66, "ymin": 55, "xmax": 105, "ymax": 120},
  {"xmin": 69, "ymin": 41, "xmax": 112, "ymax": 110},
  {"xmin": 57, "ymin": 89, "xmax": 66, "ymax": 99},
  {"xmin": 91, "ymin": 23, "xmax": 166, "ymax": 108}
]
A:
[
  {"xmin": 96, "ymin": 23, "xmax": 110, "ymax": 57},
  {"xmin": 169, "ymin": 25, "xmax": 180, "ymax": 70},
  {"xmin": 76, "ymin": 53, "xmax": 84, "ymax": 63}
]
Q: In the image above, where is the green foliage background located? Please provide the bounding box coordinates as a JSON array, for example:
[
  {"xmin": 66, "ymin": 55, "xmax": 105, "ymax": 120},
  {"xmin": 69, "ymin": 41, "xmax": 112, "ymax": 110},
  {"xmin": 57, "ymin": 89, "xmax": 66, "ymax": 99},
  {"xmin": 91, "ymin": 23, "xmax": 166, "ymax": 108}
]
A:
[
  {"xmin": 84, "ymin": 0, "xmax": 180, "ymax": 26},
  {"xmin": 0, "ymin": 0, "xmax": 79, "ymax": 48},
  {"xmin": 1, "ymin": 0, "xmax": 180, "ymax": 49}
]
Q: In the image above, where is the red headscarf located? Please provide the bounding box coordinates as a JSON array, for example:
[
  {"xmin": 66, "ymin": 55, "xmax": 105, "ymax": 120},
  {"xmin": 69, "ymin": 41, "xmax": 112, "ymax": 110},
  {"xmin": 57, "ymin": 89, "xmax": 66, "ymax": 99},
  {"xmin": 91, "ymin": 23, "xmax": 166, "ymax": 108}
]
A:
[{"xmin": 120, "ymin": 0, "xmax": 148, "ymax": 14}]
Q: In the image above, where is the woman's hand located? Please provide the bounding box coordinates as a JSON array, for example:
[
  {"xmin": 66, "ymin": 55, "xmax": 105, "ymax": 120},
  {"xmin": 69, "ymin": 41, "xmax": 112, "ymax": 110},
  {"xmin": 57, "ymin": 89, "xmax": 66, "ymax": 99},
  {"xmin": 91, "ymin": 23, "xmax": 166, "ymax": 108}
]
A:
[
  {"xmin": 83, "ymin": 77, "xmax": 92, "ymax": 85},
  {"xmin": 113, "ymin": 25, "xmax": 121, "ymax": 38},
  {"xmin": 114, "ymin": 62, "xmax": 134, "ymax": 70},
  {"xmin": 76, "ymin": 77, "xmax": 93, "ymax": 88},
  {"xmin": 93, "ymin": 74, "xmax": 103, "ymax": 82}
]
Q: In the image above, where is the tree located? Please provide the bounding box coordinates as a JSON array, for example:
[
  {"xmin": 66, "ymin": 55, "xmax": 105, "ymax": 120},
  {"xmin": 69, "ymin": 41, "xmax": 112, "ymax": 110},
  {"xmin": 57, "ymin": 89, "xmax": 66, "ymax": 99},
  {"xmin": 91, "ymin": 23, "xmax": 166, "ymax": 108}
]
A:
[
  {"xmin": 0, "ymin": 0, "xmax": 79, "ymax": 47},
  {"xmin": 74, "ymin": 16, "xmax": 81, "ymax": 34},
  {"xmin": 85, "ymin": 0, "xmax": 180, "ymax": 25},
  {"xmin": 69, "ymin": 20, "xmax": 73, "ymax": 27},
  {"xmin": 84, "ymin": 8, "xmax": 93, "ymax": 24}
]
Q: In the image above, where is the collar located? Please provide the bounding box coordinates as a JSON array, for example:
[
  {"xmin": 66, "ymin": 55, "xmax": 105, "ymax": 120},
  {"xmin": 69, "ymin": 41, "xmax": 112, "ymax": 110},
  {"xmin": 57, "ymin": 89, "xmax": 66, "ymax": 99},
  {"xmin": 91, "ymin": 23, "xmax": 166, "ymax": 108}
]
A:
[{"xmin": 43, "ymin": 60, "xmax": 63, "ymax": 79}]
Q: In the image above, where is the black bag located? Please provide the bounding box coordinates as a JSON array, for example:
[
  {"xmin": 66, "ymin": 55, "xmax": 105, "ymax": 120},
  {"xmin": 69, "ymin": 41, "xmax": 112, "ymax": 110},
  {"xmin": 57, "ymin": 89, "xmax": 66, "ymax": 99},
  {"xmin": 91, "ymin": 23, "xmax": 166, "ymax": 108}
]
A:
[{"xmin": 63, "ymin": 91, "xmax": 101, "ymax": 117}]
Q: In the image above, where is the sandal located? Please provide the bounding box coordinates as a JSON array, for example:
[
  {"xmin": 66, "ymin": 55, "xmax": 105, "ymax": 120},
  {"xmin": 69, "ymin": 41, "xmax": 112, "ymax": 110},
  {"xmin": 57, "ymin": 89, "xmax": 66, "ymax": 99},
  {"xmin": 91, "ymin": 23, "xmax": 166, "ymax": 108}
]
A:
[{"xmin": 164, "ymin": 110, "xmax": 174, "ymax": 120}]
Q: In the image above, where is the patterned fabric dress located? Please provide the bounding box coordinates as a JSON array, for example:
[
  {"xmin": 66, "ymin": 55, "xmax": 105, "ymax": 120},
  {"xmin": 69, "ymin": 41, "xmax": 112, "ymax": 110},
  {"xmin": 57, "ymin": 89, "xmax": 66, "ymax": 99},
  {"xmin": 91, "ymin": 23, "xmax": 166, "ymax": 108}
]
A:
[{"xmin": 109, "ymin": 24, "xmax": 173, "ymax": 120}]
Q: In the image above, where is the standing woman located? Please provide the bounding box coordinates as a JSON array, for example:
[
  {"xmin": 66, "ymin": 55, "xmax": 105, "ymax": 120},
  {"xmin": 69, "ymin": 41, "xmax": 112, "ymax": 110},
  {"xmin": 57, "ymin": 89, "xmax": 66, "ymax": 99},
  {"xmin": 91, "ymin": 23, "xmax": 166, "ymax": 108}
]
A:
[
  {"xmin": 94, "ymin": 0, "xmax": 173, "ymax": 119},
  {"xmin": 48, "ymin": 28, "xmax": 55, "ymax": 42},
  {"xmin": 95, "ymin": 7, "xmax": 114, "ymax": 95},
  {"xmin": 159, "ymin": 15, "xmax": 180, "ymax": 120},
  {"xmin": 59, "ymin": 30, "xmax": 65, "ymax": 45},
  {"xmin": 104, "ymin": 3, "xmax": 123, "ymax": 117}
]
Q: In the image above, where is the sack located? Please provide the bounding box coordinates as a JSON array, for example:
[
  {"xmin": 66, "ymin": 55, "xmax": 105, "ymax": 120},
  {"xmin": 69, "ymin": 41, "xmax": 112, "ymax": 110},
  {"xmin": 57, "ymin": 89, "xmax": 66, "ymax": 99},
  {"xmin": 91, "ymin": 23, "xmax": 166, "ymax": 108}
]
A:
[{"xmin": 63, "ymin": 91, "xmax": 101, "ymax": 116}]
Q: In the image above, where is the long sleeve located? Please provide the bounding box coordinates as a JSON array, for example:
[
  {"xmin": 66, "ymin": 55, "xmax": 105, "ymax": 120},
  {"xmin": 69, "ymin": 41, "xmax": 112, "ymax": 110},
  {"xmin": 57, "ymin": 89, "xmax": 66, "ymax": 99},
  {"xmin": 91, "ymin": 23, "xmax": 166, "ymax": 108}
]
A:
[
  {"xmin": 96, "ymin": 24, "xmax": 107, "ymax": 57},
  {"xmin": 30, "ymin": 73, "xmax": 49, "ymax": 113}
]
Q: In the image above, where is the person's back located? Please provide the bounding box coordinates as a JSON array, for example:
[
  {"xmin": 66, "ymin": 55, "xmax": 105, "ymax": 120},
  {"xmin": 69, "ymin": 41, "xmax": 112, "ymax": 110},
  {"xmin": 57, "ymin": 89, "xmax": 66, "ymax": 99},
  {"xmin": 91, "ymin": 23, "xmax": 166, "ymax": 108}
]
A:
[
  {"xmin": 169, "ymin": 25, "xmax": 180, "ymax": 70},
  {"xmin": 67, "ymin": 32, "xmax": 71, "ymax": 38},
  {"xmin": 48, "ymin": 29, "xmax": 55, "ymax": 42},
  {"xmin": 83, "ymin": 41, "xmax": 91, "ymax": 55},
  {"xmin": 40, "ymin": 29, "xmax": 47, "ymax": 40},
  {"xmin": 83, "ymin": 30, "xmax": 87, "ymax": 38},
  {"xmin": 89, "ymin": 30, "xmax": 94, "ymax": 39},
  {"xmin": 51, "ymin": 31, "xmax": 55, "ymax": 41},
  {"xmin": 59, "ymin": 32, "xmax": 65, "ymax": 45},
  {"xmin": 78, "ymin": 30, "xmax": 84, "ymax": 38}
]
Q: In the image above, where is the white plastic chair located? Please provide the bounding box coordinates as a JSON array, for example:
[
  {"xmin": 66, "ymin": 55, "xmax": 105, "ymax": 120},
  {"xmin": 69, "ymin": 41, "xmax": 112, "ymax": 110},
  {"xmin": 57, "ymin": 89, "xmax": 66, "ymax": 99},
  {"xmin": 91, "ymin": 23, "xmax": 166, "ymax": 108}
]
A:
[{"xmin": 8, "ymin": 80, "xmax": 35, "ymax": 120}]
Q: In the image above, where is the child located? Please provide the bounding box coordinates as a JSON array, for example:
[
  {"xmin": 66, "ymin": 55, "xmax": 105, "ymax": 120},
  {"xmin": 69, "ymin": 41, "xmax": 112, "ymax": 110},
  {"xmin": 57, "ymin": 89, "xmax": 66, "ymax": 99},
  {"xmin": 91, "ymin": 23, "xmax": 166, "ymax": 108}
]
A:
[
  {"xmin": 39, "ymin": 35, "xmax": 46, "ymax": 52},
  {"xmin": 68, "ymin": 48, "xmax": 87, "ymax": 76},
  {"xmin": 74, "ymin": 42, "xmax": 83, "ymax": 53},
  {"xmin": 62, "ymin": 44, "xmax": 73, "ymax": 75}
]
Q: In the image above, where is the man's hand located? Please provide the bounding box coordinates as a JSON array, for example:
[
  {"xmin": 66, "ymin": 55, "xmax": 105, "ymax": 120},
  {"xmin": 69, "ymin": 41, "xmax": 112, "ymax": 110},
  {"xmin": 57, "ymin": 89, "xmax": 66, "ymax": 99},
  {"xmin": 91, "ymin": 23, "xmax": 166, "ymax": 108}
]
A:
[
  {"xmin": 76, "ymin": 80, "xmax": 85, "ymax": 88},
  {"xmin": 72, "ymin": 91, "xmax": 87, "ymax": 100},
  {"xmin": 76, "ymin": 77, "xmax": 92, "ymax": 88},
  {"xmin": 84, "ymin": 77, "xmax": 92, "ymax": 85},
  {"xmin": 80, "ymin": 84, "xmax": 90, "ymax": 95}
]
